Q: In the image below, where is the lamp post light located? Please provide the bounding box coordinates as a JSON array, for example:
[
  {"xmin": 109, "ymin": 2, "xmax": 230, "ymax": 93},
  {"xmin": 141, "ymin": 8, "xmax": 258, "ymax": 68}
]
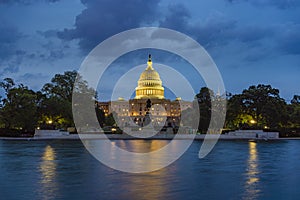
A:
[{"xmin": 249, "ymin": 119, "xmax": 257, "ymax": 129}]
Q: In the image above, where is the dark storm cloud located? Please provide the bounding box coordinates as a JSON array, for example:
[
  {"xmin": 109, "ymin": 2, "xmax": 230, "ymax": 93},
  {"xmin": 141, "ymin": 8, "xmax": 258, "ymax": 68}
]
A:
[
  {"xmin": 159, "ymin": 4, "xmax": 190, "ymax": 31},
  {"xmin": 226, "ymin": 0, "xmax": 300, "ymax": 9},
  {"xmin": 58, "ymin": 0, "xmax": 160, "ymax": 52},
  {"xmin": 45, "ymin": 0, "xmax": 300, "ymax": 61},
  {"xmin": 159, "ymin": 7, "xmax": 270, "ymax": 49},
  {"xmin": 188, "ymin": 15, "xmax": 237, "ymax": 48},
  {"xmin": 58, "ymin": 0, "xmax": 269, "ymax": 53}
]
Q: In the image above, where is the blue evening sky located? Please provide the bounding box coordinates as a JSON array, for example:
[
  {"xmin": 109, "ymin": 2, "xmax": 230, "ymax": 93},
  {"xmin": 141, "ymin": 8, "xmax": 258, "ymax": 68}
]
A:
[{"xmin": 0, "ymin": 0, "xmax": 299, "ymax": 101}]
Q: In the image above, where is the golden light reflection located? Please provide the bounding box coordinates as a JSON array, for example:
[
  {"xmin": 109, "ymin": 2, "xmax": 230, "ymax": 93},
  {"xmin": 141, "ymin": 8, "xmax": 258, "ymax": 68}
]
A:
[
  {"xmin": 119, "ymin": 140, "xmax": 184, "ymax": 173},
  {"xmin": 123, "ymin": 169, "xmax": 168, "ymax": 200},
  {"xmin": 84, "ymin": 139, "xmax": 187, "ymax": 173},
  {"xmin": 120, "ymin": 142, "xmax": 170, "ymax": 199},
  {"xmin": 121, "ymin": 141, "xmax": 184, "ymax": 200},
  {"xmin": 115, "ymin": 140, "xmax": 168, "ymax": 153},
  {"xmin": 39, "ymin": 145, "xmax": 58, "ymax": 198},
  {"xmin": 243, "ymin": 141, "xmax": 260, "ymax": 199}
]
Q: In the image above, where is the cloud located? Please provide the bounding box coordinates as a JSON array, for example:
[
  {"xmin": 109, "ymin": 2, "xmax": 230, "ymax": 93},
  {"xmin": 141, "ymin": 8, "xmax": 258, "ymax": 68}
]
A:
[
  {"xmin": 187, "ymin": 13, "xmax": 237, "ymax": 48},
  {"xmin": 226, "ymin": 0, "xmax": 300, "ymax": 9},
  {"xmin": 159, "ymin": 9, "xmax": 269, "ymax": 49},
  {"xmin": 234, "ymin": 25, "xmax": 273, "ymax": 43},
  {"xmin": 0, "ymin": 0, "xmax": 60, "ymax": 5},
  {"xmin": 18, "ymin": 72, "xmax": 48, "ymax": 81},
  {"xmin": 48, "ymin": 50, "xmax": 64, "ymax": 60},
  {"xmin": 0, "ymin": 24, "xmax": 23, "ymax": 61},
  {"xmin": 158, "ymin": 5, "xmax": 294, "ymax": 60},
  {"xmin": 17, "ymin": 72, "xmax": 49, "ymax": 90},
  {"xmin": 159, "ymin": 4, "xmax": 191, "ymax": 31},
  {"xmin": 278, "ymin": 23, "xmax": 300, "ymax": 55},
  {"xmin": 55, "ymin": 0, "xmax": 289, "ymax": 57},
  {"xmin": 57, "ymin": 1, "xmax": 267, "ymax": 53},
  {"xmin": 1, "ymin": 65, "xmax": 19, "ymax": 74},
  {"xmin": 37, "ymin": 30, "xmax": 58, "ymax": 38},
  {"xmin": 158, "ymin": 6, "xmax": 270, "ymax": 49},
  {"xmin": 58, "ymin": 0, "xmax": 160, "ymax": 52}
]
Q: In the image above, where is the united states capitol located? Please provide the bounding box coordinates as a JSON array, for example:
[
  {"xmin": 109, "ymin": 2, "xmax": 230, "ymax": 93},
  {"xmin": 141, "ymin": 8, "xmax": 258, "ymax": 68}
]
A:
[{"xmin": 97, "ymin": 55, "xmax": 193, "ymax": 129}]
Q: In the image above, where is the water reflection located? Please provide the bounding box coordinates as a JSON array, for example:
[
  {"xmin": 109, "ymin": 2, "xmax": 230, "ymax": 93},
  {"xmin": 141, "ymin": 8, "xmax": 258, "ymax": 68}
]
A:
[
  {"xmin": 243, "ymin": 141, "xmax": 260, "ymax": 200},
  {"xmin": 39, "ymin": 145, "xmax": 58, "ymax": 199},
  {"xmin": 83, "ymin": 139, "xmax": 189, "ymax": 173},
  {"xmin": 116, "ymin": 140, "xmax": 169, "ymax": 153},
  {"xmin": 112, "ymin": 141, "xmax": 171, "ymax": 200},
  {"xmin": 123, "ymin": 169, "xmax": 169, "ymax": 200}
]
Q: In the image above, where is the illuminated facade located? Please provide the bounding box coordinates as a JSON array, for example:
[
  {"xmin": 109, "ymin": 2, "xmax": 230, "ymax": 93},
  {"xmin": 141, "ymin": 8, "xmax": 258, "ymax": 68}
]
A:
[{"xmin": 97, "ymin": 55, "xmax": 192, "ymax": 127}]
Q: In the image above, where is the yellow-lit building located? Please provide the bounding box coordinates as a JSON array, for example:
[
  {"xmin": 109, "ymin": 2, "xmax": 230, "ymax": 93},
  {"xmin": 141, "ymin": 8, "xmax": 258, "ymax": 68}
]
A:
[
  {"xmin": 97, "ymin": 55, "xmax": 192, "ymax": 127},
  {"xmin": 135, "ymin": 55, "xmax": 165, "ymax": 99}
]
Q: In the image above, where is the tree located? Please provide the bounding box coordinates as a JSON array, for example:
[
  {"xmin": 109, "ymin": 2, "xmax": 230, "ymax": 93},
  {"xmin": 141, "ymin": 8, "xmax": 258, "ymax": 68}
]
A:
[
  {"xmin": 195, "ymin": 87, "xmax": 212, "ymax": 133},
  {"xmin": 0, "ymin": 78, "xmax": 15, "ymax": 95},
  {"xmin": 42, "ymin": 71, "xmax": 77, "ymax": 102},
  {"xmin": 287, "ymin": 95, "xmax": 300, "ymax": 128},
  {"xmin": 0, "ymin": 81, "xmax": 38, "ymax": 132},
  {"xmin": 95, "ymin": 106, "xmax": 105, "ymax": 127},
  {"xmin": 291, "ymin": 95, "xmax": 300, "ymax": 104},
  {"xmin": 38, "ymin": 96, "xmax": 73, "ymax": 129},
  {"xmin": 105, "ymin": 113, "xmax": 116, "ymax": 127},
  {"xmin": 226, "ymin": 94, "xmax": 245, "ymax": 129},
  {"xmin": 39, "ymin": 71, "xmax": 78, "ymax": 129},
  {"xmin": 39, "ymin": 70, "xmax": 97, "ymax": 130},
  {"xmin": 227, "ymin": 84, "xmax": 287, "ymax": 129}
]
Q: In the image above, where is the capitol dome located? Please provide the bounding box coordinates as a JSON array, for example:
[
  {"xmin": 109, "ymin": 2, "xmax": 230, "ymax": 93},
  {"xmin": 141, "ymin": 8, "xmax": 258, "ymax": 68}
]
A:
[{"xmin": 135, "ymin": 55, "xmax": 164, "ymax": 99}]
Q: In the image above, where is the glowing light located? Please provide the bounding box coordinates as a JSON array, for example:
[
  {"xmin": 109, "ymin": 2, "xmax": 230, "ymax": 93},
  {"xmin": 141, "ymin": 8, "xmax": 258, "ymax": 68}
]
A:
[
  {"xmin": 244, "ymin": 141, "xmax": 260, "ymax": 198},
  {"xmin": 250, "ymin": 120, "xmax": 256, "ymax": 124},
  {"xmin": 111, "ymin": 128, "xmax": 117, "ymax": 132},
  {"xmin": 39, "ymin": 145, "xmax": 57, "ymax": 194}
]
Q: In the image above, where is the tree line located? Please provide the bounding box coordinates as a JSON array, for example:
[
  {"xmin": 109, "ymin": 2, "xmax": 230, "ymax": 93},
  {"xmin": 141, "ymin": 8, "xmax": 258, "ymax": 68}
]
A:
[
  {"xmin": 195, "ymin": 85, "xmax": 300, "ymax": 136},
  {"xmin": 0, "ymin": 70, "xmax": 299, "ymax": 136},
  {"xmin": 0, "ymin": 71, "xmax": 115, "ymax": 136},
  {"xmin": 0, "ymin": 71, "xmax": 75, "ymax": 135}
]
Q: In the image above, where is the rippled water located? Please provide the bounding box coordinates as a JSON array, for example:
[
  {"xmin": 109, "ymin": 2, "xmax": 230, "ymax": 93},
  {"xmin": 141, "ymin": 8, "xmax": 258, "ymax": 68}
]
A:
[{"xmin": 0, "ymin": 139, "xmax": 299, "ymax": 200}]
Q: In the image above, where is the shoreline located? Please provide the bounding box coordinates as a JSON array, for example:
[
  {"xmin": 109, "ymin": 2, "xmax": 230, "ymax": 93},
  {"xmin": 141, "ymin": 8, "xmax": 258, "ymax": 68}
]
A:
[{"xmin": 0, "ymin": 134, "xmax": 299, "ymax": 141}]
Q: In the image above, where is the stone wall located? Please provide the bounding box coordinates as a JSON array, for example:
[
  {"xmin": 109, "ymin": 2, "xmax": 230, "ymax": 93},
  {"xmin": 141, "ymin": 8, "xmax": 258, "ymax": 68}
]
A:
[
  {"xmin": 227, "ymin": 130, "xmax": 279, "ymax": 139},
  {"xmin": 34, "ymin": 129, "xmax": 70, "ymax": 137}
]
